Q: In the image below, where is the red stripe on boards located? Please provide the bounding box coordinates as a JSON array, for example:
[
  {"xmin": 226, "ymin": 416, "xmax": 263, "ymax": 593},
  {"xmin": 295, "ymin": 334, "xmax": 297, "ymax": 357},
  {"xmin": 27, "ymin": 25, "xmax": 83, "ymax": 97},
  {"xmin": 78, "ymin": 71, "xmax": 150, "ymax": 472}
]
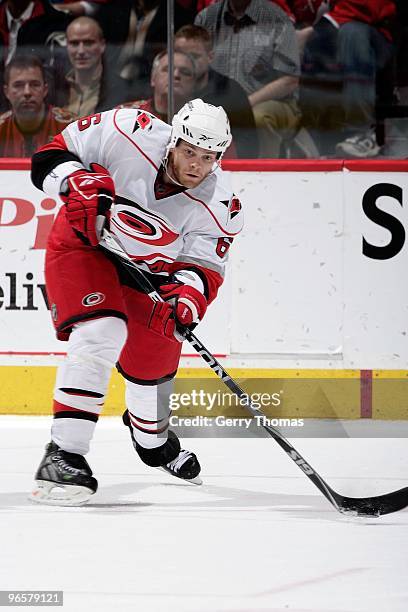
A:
[
  {"xmin": 360, "ymin": 370, "xmax": 373, "ymax": 418},
  {"xmin": 2, "ymin": 158, "xmax": 408, "ymax": 172}
]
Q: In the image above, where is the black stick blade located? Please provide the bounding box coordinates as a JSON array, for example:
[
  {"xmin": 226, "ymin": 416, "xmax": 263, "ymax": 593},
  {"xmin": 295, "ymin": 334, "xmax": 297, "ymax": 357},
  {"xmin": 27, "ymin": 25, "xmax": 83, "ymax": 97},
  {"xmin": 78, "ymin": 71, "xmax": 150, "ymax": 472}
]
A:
[{"xmin": 333, "ymin": 487, "xmax": 408, "ymax": 517}]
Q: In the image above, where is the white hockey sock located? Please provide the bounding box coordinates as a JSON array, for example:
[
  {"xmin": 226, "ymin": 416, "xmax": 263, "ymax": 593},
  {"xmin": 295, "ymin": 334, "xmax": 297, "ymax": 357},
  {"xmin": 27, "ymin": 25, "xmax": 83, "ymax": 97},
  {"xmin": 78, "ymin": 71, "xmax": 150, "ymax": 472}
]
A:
[
  {"xmin": 52, "ymin": 419, "xmax": 97, "ymax": 456},
  {"xmin": 52, "ymin": 317, "xmax": 127, "ymax": 455},
  {"xmin": 125, "ymin": 379, "xmax": 173, "ymax": 450}
]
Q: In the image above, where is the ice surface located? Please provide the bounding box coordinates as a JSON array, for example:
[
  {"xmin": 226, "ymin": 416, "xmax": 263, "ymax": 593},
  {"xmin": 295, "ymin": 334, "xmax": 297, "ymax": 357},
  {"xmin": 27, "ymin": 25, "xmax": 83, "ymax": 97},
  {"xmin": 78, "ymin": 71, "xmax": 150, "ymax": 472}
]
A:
[{"xmin": 0, "ymin": 416, "xmax": 407, "ymax": 612}]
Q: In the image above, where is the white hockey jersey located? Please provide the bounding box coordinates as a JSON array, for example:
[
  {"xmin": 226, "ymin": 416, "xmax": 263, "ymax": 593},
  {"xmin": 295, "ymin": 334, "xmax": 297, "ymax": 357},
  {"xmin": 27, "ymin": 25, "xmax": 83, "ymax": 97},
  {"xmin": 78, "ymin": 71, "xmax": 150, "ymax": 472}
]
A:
[{"xmin": 36, "ymin": 108, "xmax": 243, "ymax": 296}]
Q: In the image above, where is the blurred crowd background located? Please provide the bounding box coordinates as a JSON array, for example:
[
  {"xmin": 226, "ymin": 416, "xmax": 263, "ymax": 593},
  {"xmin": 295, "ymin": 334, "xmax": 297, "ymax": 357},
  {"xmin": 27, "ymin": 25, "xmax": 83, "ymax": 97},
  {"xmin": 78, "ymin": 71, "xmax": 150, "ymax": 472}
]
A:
[{"xmin": 0, "ymin": 0, "xmax": 407, "ymax": 160}]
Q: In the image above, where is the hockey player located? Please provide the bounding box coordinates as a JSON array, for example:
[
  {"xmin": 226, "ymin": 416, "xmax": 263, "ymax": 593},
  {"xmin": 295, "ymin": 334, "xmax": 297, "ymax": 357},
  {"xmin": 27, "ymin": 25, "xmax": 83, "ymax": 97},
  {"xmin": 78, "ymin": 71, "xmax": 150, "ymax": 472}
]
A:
[{"xmin": 29, "ymin": 98, "xmax": 243, "ymax": 505}]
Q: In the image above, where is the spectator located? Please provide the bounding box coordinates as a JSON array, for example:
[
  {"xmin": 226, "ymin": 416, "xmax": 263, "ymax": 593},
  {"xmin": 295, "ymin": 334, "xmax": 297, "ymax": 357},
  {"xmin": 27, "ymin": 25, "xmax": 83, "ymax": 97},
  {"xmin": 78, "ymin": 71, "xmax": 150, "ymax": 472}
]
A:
[
  {"xmin": 0, "ymin": 0, "xmax": 40, "ymax": 67},
  {"xmin": 0, "ymin": 1, "xmax": 72, "ymax": 109},
  {"xmin": 56, "ymin": 16, "xmax": 130, "ymax": 117},
  {"xmin": 118, "ymin": 50, "xmax": 197, "ymax": 123},
  {"xmin": 195, "ymin": 0, "xmax": 301, "ymax": 158},
  {"xmin": 175, "ymin": 24, "xmax": 258, "ymax": 157},
  {"xmin": 0, "ymin": 0, "xmax": 69, "ymax": 66},
  {"xmin": 196, "ymin": 0, "xmax": 325, "ymax": 56},
  {"xmin": 0, "ymin": 0, "xmax": 71, "ymax": 110},
  {"xmin": 0, "ymin": 54, "xmax": 73, "ymax": 157},
  {"xmin": 300, "ymin": 0, "xmax": 396, "ymax": 157}
]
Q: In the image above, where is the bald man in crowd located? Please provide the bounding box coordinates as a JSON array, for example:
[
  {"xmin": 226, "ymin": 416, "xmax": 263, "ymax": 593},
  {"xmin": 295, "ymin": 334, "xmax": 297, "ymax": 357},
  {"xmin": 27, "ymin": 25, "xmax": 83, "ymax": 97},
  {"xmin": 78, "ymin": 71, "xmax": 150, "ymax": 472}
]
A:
[{"xmin": 56, "ymin": 15, "xmax": 130, "ymax": 116}]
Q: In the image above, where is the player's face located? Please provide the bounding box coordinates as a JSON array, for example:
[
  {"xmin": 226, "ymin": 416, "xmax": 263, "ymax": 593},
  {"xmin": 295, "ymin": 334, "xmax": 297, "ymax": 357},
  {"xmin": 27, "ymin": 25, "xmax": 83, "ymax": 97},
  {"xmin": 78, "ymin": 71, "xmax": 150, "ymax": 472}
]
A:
[
  {"xmin": 151, "ymin": 53, "xmax": 195, "ymax": 99},
  {"xmin": 169, "ymin": 140, "xmax": 218, "ymax": 189},
  {"xmin": 4, "ymin": 66, "xmax": 48, "ymax": 117},
  {"xmin": 174, "ymin": 38, "xmax": 212, "ymax": 82},
  {"xmin": 67, "ymin": 22, "xmax": 106, "ymax": 72}
]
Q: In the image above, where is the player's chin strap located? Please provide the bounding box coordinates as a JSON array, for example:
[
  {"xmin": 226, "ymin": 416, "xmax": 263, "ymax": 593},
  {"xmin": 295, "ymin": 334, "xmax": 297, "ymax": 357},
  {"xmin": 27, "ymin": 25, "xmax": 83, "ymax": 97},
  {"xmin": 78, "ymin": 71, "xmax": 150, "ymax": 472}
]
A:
[
  {"xmin": 162, "ymin": 154, "xmax": 185, "ymax": 188},
  {"xmin": 98, "ymin": 228, "xmax": 408, "ymax": 518}
]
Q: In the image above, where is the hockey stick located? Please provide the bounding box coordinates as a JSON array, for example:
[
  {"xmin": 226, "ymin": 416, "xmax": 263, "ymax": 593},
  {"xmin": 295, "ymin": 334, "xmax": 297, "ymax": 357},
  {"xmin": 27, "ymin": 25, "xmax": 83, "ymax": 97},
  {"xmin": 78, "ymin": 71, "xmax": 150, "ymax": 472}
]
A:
[{"xmin": 100, "ymin": 229, "xmax": 408, "ymax": 517}]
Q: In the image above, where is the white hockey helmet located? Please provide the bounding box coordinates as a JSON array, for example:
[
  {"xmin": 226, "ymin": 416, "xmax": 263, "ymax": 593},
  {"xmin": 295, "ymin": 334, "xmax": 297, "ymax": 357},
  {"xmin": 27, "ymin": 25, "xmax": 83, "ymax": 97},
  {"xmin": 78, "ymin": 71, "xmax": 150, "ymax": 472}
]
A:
[{"xmin": 168, "ymin": 98, "xmax": 232, "ymax": 158}]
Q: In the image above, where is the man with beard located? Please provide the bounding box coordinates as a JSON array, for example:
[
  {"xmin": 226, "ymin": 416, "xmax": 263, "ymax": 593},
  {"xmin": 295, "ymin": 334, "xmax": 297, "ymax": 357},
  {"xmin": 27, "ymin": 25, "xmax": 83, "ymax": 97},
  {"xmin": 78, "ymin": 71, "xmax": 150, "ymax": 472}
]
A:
[{"xmin": 0, "ymin": 54, "xmax": 72, "ymax": 157}]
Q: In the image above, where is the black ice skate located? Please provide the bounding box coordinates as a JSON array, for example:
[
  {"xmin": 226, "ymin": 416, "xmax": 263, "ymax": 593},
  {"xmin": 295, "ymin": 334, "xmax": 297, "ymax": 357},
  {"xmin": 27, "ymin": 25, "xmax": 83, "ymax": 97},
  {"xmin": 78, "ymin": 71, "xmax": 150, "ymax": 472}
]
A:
[
  {"xmin": 29, "ymin": 441, "xmax": 98, "ymax": 506},
  {"xmin": 160, "ymin": 448, "xmax": 202, "ymax": 485},
  {"xmin": 123, "ymin": 410, "xmax": 202, "ymax": 485}
]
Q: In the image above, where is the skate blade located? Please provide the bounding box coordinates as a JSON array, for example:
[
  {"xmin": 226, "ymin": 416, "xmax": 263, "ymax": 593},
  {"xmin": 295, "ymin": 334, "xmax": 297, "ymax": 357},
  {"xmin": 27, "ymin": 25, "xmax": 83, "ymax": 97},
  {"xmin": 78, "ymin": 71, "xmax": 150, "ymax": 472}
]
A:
[
  {"xmin": 29, "ymin": 480, "xmax": 95, "ymax": 506},
  {"xmin": 156, "ymin": 466, "xmax": 203, "ymax": 485}
]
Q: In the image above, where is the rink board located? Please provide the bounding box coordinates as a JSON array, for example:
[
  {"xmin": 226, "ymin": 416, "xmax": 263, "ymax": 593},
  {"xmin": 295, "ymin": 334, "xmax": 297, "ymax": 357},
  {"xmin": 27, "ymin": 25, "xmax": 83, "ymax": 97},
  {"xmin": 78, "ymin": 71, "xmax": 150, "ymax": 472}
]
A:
[
  {"xmin": 1, "ymin": 159, "xmax": 408, "ymax": 417},
  {"xmin": 1, "ymin": 365, "xmax": 408, "ymax": 420}
]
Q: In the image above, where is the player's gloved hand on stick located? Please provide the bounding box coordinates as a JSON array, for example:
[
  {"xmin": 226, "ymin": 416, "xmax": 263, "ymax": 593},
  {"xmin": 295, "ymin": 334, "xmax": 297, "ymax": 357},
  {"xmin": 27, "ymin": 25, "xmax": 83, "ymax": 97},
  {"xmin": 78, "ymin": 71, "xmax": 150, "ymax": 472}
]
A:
[
  {"xmin": 148, "ymin": 282, "xmax": 207, "ymax": 342},
  {"xmin": 160, "ymin": 282, "xmax": 207, "ymax": 327},
  {"xmin": 61, "ymin": 163, "xmax": 114, "ymax": 246}
]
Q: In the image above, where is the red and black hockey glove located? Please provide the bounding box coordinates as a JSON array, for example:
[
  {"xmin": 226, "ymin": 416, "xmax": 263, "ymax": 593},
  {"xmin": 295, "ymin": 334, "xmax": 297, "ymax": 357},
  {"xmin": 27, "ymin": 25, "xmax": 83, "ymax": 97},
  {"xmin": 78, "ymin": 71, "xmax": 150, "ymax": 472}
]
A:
[
  {"xmin": 61, "ymin": 163, "xmax": 114, "ymax": 246},
  {"xmin": 148, "ymin": 282, "xmax": 208, "ymax": 342}
]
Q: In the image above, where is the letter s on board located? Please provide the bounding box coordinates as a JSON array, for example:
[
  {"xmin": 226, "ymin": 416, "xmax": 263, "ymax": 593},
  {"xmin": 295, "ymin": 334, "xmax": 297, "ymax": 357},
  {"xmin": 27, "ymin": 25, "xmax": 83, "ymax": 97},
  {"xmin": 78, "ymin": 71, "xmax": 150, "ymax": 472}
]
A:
[{"xmin": 362, "ymin": 183, "xmax": 405, "ymax": 260}]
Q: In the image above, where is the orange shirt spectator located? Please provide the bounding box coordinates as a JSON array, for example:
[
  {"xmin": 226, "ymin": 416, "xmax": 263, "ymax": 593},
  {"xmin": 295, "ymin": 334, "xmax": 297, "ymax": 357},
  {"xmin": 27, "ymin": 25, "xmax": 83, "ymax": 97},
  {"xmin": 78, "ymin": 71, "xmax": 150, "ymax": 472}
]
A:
[
  {"xmin": 0, "ymin": 106, "xmax": 72, "ymax": 156},
  {"xmin": 0, "ymin": 54, "xmax": 72, "ymax": 157}
]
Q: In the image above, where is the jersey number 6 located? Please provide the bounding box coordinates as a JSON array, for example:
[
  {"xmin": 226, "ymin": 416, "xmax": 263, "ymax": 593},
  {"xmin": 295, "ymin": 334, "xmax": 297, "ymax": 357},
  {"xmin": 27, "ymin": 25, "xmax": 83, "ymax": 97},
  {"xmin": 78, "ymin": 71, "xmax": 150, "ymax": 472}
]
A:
[
  {"xmin": 78, "ymin": 113, "xmax": 102, "ymax": 132},
  {"xmin": 216, "ymin": 237, "xmax": 233, "ymax": 258}
]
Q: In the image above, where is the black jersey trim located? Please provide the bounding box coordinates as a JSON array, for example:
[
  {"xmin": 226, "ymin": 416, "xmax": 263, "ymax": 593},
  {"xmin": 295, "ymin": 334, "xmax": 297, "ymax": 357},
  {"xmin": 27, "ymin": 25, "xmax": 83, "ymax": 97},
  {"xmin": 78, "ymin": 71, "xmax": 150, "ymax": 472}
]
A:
[
  {"xmin": 31, "ymin": 149, "xmax": 82, "ymax": 190},
  {"xmin": 56, "ymin": 310, "xmax": 128, "ymax": 335},
  {"xmin": 129, "ymin": 420, "xmax": 169, "ymax": 435},
  {"xmin": 116, "ymin": 363, "xmax": 177, "ymax": 385},
  {"xmin": 59, "ymin": 388, "xmax": 104, "ymax": 398},
  {"xmin": 53, "ymin": 410, "xmax": 99, "ymax": 423}
]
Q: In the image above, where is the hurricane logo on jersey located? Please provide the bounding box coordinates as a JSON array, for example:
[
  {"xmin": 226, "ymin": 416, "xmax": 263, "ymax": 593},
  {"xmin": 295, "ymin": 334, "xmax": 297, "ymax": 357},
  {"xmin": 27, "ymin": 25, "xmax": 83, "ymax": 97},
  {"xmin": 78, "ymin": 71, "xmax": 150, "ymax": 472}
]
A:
[
  {"xmin": 82, "ymin": 292, "xmax": 105, "ymax": 307},
  {"xmin": 221, "ymin": 194, "xmax": 242, "ymax": 220},
  {"xmin": 132, "ymin": 110, "xmax": 153, "ymax": 133},
  {"xmin": 111, "ymin": 199, "xmax": 179, "ymax": 246}
]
